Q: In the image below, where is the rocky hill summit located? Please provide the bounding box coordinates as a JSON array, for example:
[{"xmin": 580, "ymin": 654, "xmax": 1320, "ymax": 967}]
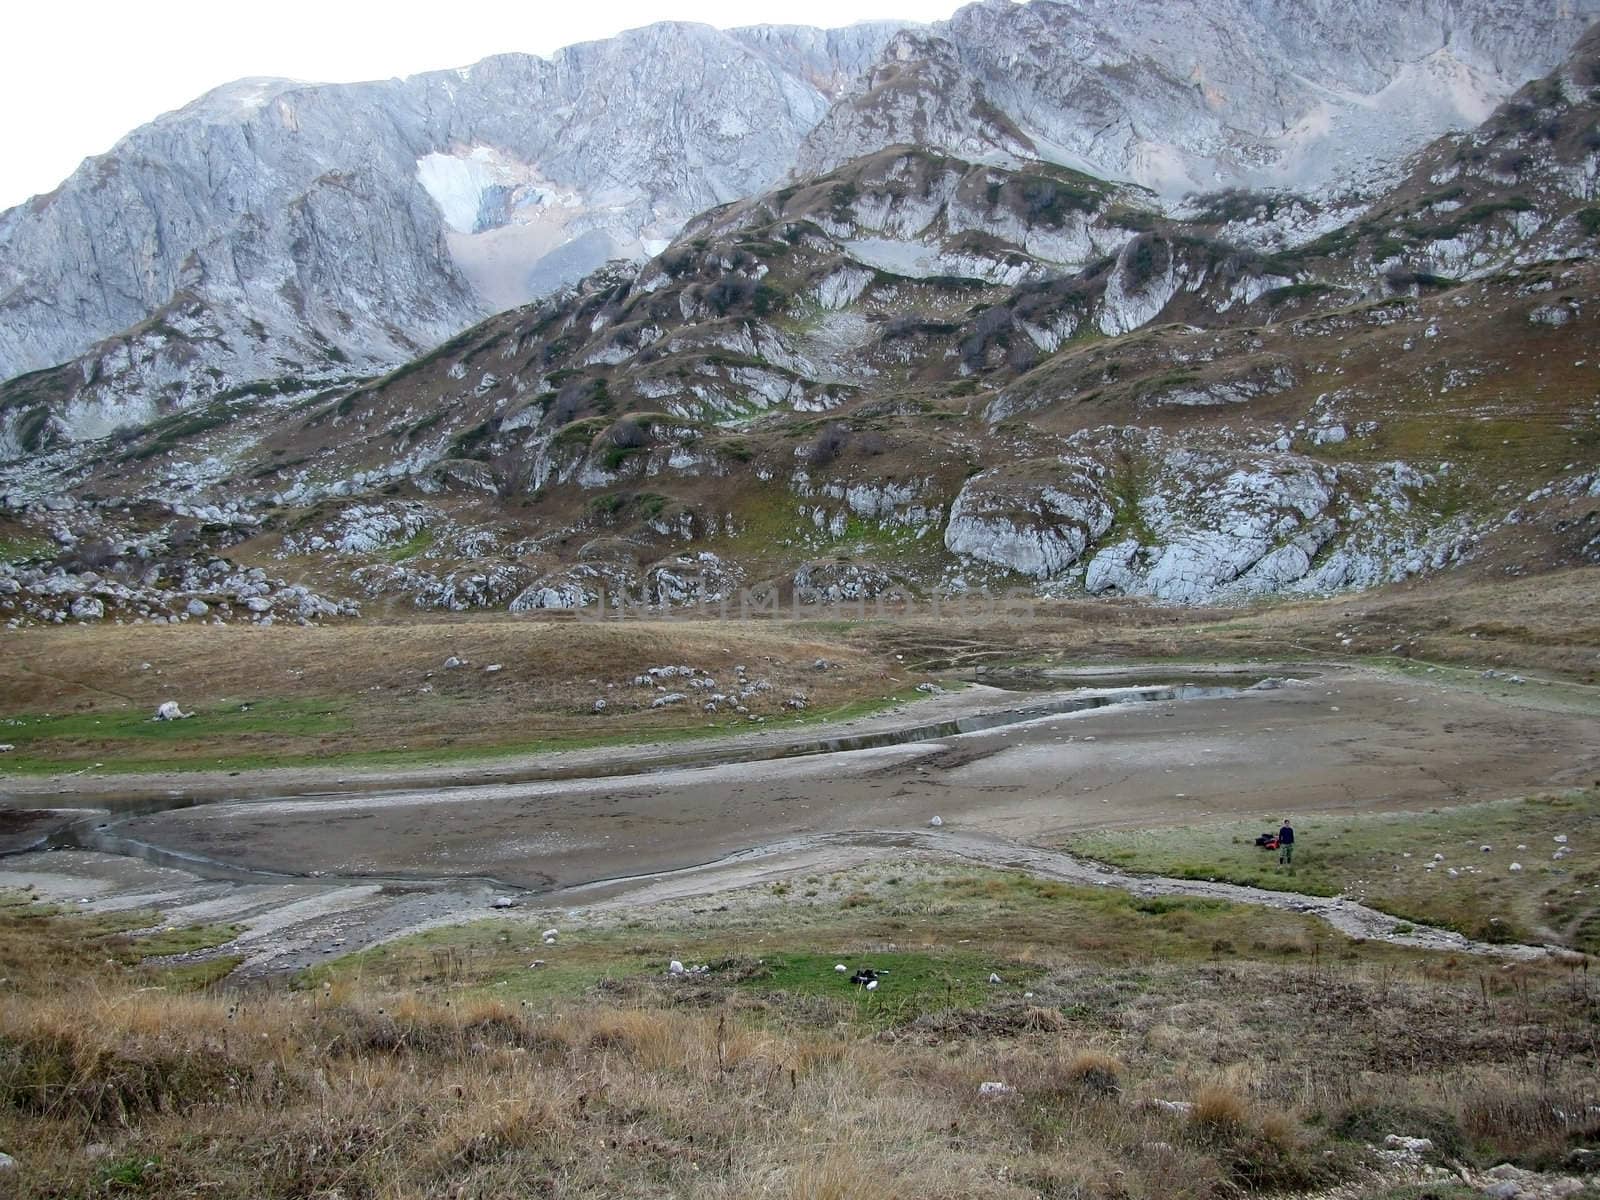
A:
[{"xmin": 0, "ymin": 10, "xmax": 1597, "ymax": 628}]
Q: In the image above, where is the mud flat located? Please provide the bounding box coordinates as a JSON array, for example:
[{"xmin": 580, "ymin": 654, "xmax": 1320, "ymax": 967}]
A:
[{"xmin": 3, "ymin": 664, "xmax": 1596, "ymax": 974}]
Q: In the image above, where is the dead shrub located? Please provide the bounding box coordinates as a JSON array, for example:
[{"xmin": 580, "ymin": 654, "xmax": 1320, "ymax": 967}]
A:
[
  {"xmin": 1190, "ymin": 1083, "xmax": 1251, "ymax": 1140},
  {"xmin": 0, "ymin": 1024, "xmax": 246, "ymax": 1124},
  {"xmin": 1258, "ymin": 1109, "xmax": 1300, "ymax": 1150},
  {"xmin": 1020, "ymin": 1006, "xmax": 1067, "ymax": 1033},
  {"xmin": 785, "ymin": 1148, "xmax": 914, "ymax": 1200},
  {"xmin": 1065, "ymin": 1049, "xmax": 1124, "ymax": 1097},
  {"xmin": 422, "ymin": 1094, "xmax": 565, "ymax": 1174},
  {"xmin": 803, "ymin": 422, "xmax": 850, "ymax": 467}
]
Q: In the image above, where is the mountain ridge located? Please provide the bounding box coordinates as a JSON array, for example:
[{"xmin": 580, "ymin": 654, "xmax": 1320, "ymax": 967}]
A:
[
  {"xmin": 3, "ymin": 0, "xmax": 1595, "ymax": 431},
  {"xmin": 1, "ymin": 22, "xmax": 1595, "ymax": 628}
]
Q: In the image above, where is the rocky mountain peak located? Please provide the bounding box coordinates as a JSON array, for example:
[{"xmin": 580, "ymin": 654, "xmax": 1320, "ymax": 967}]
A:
[
  {"xmin": 1, "ymin": 0, "xmax": 1597, "ymax": 499},
  {"xmin": 793, "ymin": 27, "xmax": 1034, "ymax": 177}
]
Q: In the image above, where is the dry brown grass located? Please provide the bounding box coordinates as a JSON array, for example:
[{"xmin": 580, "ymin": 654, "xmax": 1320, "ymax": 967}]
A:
[
  {"xmin": 851, "ymin": 566, "xmax": 1600, "ymax": 684},
  {"xmin": 4, "ymin": 565, "xmax": 1595, "ymax": 778},
  {"xmin": 0, "ymin": 617, "xmax": 909, "ymax": 769},
  {"xmin": 1190, "ymin": 1082, "xmax": 1252, "ymax": 1139},
  {"xmin": 1065, "ymin": 1048, "xmax": 1125, "ymax": 1096},
  {"xmin": 4, "ymin": 871, "xmax": 1600, "ymax": 1197}
]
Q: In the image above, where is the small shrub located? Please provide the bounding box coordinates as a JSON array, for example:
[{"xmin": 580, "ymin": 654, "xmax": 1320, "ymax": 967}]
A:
[
  {"xmin": 604, "ymin": 418, "xmax": 649, "ymax": 450},
  {"xmin": 804, "ymin": 422, "xmax": 850, "ymax": 468},
  {"xmin": 1021, "ymin": 1007, "xmax": 1067, "ymax": 1033},
  {"xmin": 1190, "ymin": 1083, "xmax": 1251, "ymax": 1140},
  {"xmin": 547, "ymin": 382, "xmax": 586, "ymax": 426},
  {"xmin": 702, "ymin": 275, "xmax": 757, "ymax": 316},
  {"xmin": 1331, "ymin": 1101, "xmax": 1467, "ymax": 1161},
  {"xmin": 1123, "ymin": 234, "xmax": 1171, "ymax": 292},
  {"xmin": 1065, "ymin": 1049, "xmax": 1123, "ymax": 1096}
]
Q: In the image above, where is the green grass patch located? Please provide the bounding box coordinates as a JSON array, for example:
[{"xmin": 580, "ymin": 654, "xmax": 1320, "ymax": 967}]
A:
[
  {"xmin": 0, "ymin": 698, "xmax": 353, "ymax": 773},
  {"xmin": 380, "ymin": 527, "xmax": 434, "ymax": 563},
  {"xmin": 0, "ymin": 697, "xmax": 350, "ymax": 748},
  {"xmin": 1069, "ymin": 790, "xmax": 1600, "ymax": 949},
  {"xmin": 733, "ymin": 950, "xmax": 1040, "ymax": 1022},
  {"xmin": 0, "ymin": 688, "xmax": 930, "ymax": 777},
  {"xmin": 0, "ymin": 896, "xmax": 241, "ymax": 989},
  {"xmin": 313, "ymin": 865, "xmax": 1403, "ymax": 1032},
  {"xmin": 1102, "ymin": 452, "xmax": 1157, "ymax": 547},
  {"xmin": 0, "ymin": 535, "xmax": 52, "ymax": 564}
]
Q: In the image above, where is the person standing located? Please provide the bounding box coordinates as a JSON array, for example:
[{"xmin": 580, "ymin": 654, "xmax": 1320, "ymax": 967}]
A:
[{"xmin": 1277, "ymin": 819, "xmax": 1295, "ymax": 867}]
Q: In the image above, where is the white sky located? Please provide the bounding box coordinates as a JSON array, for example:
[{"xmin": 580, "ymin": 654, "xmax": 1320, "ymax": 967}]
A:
[{"xmin": 0, "ymin": 0, "xmax": 972, "ymax": 210}]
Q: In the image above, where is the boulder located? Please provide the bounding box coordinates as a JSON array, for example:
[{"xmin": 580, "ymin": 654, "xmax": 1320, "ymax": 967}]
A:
[
  {"xmin": 944, "ymin": 458, "xmax": 1112, "ymax": 579},
  {"xmin": 69, "ymin": 596, "xmax": 104, "ymax": 620},
  {"xmin": 1085, "ymin": 453, "xmax": 1338, "ymax": 603},
  {"xmin": 1383, "ymin": 1135, "xmax": 1434, "ymax": 1154}
]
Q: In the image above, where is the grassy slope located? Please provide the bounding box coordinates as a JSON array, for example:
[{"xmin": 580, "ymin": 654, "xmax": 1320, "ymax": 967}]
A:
[
  {"xmin": 2, "ymin": 568, "xmax": 1596, "ymax": 775},
  {"xmin": 1067, "ymin": 787, "xmax": 1600, "ymax": 950},
  {"xmin": 3, "ymin": 865, "xmax": 1598, "ymax": 1198},
  {"xmin": 0, "ymin": 619, "xmax": 918, "ymax": 774},
  {"xmin": 0, "ymin": 891, "xmax": 242, "ymax": 989}
]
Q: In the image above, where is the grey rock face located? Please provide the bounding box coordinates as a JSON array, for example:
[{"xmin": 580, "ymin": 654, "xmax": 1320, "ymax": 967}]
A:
[
  {"xmin": 0, "ymin": 22, "xmax": 903, "ymax": 383},
  {"xmin": 5, "ymin": 0, "xmax": 1594, "ymax": 416},
  {"xmin": 944, "ymin": 460, "xmax": 1115, "ymax": 579},
  {"xmin": 803, "ymin": 0, "xmax": 1600, "ymax": 195}
]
